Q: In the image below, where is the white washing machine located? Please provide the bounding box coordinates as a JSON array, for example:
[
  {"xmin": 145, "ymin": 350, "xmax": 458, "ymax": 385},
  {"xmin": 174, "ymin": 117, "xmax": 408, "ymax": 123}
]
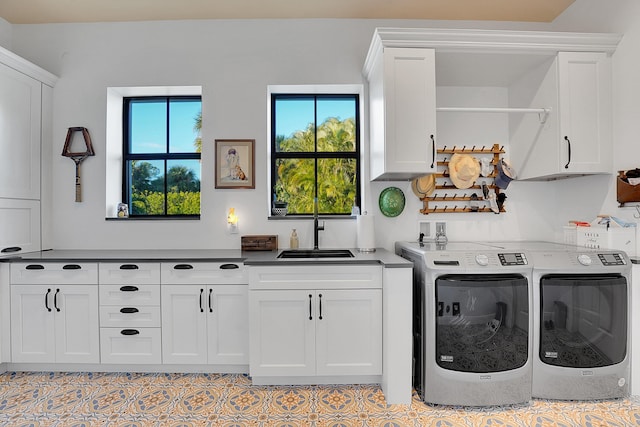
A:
[
  {"xmin": 488, "ymin": 241, "xmax": 631, "ymax": 400},
  {"xmin": 395, "ymin": 241, "xmax": 534, "ymax": 406}
]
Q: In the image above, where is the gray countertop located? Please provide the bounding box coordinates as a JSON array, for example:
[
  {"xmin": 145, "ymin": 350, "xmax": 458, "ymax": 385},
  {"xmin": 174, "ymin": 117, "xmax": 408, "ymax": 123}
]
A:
[{"xmin": 1, "ymin": 248, "xmax": 412, "ymax": 268}]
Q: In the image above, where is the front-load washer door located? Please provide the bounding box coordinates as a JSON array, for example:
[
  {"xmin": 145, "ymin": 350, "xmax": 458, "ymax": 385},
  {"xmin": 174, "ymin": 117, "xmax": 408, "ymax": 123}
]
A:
[
  {"xmin": 435, "ymin": 274, "xmax": 529, "ymax": 373},
  {"xmin": 539, "ymin": 274, "xmax": 627, "ymax": 368}
]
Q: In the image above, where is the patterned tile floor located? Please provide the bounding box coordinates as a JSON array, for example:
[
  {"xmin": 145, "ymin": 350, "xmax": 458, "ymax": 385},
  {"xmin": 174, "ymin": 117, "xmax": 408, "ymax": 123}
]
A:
[{"xmin": 1, "ymin": 371, "xmax": 640, "ymax": 426}]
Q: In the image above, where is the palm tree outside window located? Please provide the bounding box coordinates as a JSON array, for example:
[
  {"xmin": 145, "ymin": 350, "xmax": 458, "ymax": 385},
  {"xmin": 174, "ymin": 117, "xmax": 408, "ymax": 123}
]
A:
[
  {"xmin": 270, "ymin": 94, "xmax": 360, "ymax": 215},
  {"xmin": 123, "ymin": 96, "xmax": 202, "ymax": 217}
]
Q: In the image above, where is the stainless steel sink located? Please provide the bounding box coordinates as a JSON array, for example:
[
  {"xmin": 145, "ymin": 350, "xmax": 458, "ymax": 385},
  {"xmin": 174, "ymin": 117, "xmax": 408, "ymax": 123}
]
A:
[{"xmin": 277, "ymin": 249, "xmax": 354, "ymax": 259}]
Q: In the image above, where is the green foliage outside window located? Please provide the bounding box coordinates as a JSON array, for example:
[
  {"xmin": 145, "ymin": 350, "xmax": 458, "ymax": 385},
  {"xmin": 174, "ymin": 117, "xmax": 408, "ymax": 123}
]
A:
[
  {"xmin": 274, "ymin": 116, "xmax": 358, "ymax": 214},
  {"xmin": 125, "ymin": 98, "xmax": 202, "ymax": 216},
  {"xmin": 130, "ymin": 161, "xmax": 201, "ymax": 215}
]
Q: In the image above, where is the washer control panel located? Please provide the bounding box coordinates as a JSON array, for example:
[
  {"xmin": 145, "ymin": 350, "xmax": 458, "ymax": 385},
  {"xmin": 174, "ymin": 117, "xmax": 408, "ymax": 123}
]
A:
[
  {"xmin": 498, "ymin": 253, "xmax": 528, "ymax": 266},
  {"xmin": 597, "ymin": 252, "xmax": 627, "ymax": 266}
]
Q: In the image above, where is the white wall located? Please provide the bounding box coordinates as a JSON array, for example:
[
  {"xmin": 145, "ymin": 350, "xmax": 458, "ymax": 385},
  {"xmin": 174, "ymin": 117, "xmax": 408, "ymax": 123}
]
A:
[{"xmin": 6, "ymin": 8, "xmax": 638, "ymax": 251}]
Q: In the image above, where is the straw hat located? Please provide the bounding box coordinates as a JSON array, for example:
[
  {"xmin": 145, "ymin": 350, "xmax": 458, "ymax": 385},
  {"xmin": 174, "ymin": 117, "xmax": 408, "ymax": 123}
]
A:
[
  {"xmin": 411, "ymin": 174, "xmax": 436, "ymax": 199},
  {"xmin": 449, "ymin": 154, "xmax": 480, "ymax": 189}
]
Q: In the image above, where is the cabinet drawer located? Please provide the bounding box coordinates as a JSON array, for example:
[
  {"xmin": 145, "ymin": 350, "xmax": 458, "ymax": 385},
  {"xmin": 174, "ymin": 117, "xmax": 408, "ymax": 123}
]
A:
[
  {"xmin": 99, "ymin": 284, "xmax": 160, "ymax": 305},
  {"xmin": 99, "ymin": 262, "xmax": 160, "ymax": 285},
  {"xmin": 161, "ymin": 262, "xmax": 247, "ymax": 284},
  {"xmin": 100, "ymin": 327, "xmax": 161, "ymax": 364},
  {"xmin": 99, "ymin": 306, "xmax": 161, "ymax": 328},
  {"xmin": 11, "ymin": 262, "xmax": 98, "ymax": 284},
  {"xmin": 249, "ymin": 265, "xmax": 382, "ymax": 290}
]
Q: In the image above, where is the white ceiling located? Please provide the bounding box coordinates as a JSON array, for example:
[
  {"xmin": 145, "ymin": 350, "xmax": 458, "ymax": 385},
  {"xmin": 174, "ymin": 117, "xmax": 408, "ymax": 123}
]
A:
[{"xmin": 0, "ymin": 0, "xmax": 575, "ymax": 24}]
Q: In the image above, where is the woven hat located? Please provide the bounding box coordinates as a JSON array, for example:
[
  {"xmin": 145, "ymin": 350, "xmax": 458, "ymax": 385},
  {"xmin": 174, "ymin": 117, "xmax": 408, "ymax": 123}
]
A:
[
  {"xmin": 411, "ymin": 174, "xmax": 436, "ymax": 199},
  {"xmin": 449, "ymin": 154, "xmax": 480, "ymax": 189}
]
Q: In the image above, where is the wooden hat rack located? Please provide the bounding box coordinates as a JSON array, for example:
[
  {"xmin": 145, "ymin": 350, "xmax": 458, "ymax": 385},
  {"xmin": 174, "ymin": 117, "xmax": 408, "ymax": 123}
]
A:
[{"xmin": 420, "ymin": 143, "xmax": 506, "ymax": 214}]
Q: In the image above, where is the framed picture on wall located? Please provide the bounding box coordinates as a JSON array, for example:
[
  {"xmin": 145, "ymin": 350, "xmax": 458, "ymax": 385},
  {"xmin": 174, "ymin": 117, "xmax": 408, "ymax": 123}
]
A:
[{"xmin": 214, "ymin": 139, "xmax": 255, "ymax": 189}]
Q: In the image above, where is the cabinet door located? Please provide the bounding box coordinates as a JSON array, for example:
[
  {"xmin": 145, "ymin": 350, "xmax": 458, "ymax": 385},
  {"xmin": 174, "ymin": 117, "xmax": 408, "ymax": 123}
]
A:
[
  {"xmin": 208, "ymin": 285, "xmax": 249, "ymax": 364},
  {"xmin": 315, "ymin": 289, "xmax": 382, "ymax": 376},
  {"xmin": 558, "ymin": 52, "xmax": 612, "ymax": 174},
  {"xmin": 0, "ymin": 199, "xmax": 40, "ymax": 254},
  {"xmin": 161, "ymin": 285, "xmax": 208, "ymax": 364},
  {"xmin": 0, "ymin": 63, "xmax": 41, "ymax": 199},
  {"xmin": 249, "ymin": 290, "xmax": 315, "ymax": 376},
  {"xmin": 371, "ymin": 47, "xmax": 437, "ymax": 180},
  {"xmin": 54, "ymin": 285, "xmax": 100, "ymax": 363},
  {"xmin": 10, "ymin": 285, "xmax": 55, "ymax": 363}
]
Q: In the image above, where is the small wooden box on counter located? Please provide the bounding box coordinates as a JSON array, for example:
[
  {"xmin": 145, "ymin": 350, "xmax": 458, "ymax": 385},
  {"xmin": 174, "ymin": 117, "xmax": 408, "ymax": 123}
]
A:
[{"xmin": 241, "ymin": 235, "xmax": 278, "ymax": 251}]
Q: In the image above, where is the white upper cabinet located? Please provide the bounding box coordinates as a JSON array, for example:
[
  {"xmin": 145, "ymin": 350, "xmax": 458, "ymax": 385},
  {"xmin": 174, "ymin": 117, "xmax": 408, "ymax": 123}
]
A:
[
  {"xmin": 365, "ymin": 46, "xmax": 437, "ymax": 180},
  {"xmin": 0, "ymin": 63, "xmax": 41, "ymax": 199},
  {"xmin": 510, "ymin": 52, "xmax": 613, "ymax": 180},
  {"xmin": 362, "ymin": 28, "xmax": 621, "ymax": 183}
]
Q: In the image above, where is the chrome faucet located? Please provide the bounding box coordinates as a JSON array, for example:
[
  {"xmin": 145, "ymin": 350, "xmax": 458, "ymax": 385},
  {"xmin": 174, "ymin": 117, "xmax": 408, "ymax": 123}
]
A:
[{"xmin": 313, "ymin": 197, "xmax": 324, "ymax": 250}]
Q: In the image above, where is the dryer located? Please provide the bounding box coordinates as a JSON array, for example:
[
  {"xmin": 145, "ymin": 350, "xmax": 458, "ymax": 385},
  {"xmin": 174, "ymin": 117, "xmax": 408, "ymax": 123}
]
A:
[
  {"xmin": 488, "ymin": 241, "xmax": 631, "ymax": 400},
  {"xmin": 395, "ymin": 241, "xmax": 534, "ymax": 406}
]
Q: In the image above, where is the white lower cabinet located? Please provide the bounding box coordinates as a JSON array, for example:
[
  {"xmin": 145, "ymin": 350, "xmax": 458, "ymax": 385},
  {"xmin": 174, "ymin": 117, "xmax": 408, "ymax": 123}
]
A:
[
  {"xmin": 250, "ymin": 289, "xmax": 382, "ymax": 377},
  {"xmin": 161, "ymin": 284, "xmax": 249, "ymax": 364},
  {"xmin": 160, "ymin": 262, "xmax": 249, "ymax": 366},
  {"xmin": 248, "ymin": 265, "xmax": 383, "ymax": 379},
  {"xmin": 10, "ymin": 262, "xmax": 99, "ymax": 364},
  {"xmin": 98, "ymin": 263, "xmax": 162, "ymax": 364},
  {"xmin": 249, "ymin": 290, "xmax": 316, "ymax": 376}
]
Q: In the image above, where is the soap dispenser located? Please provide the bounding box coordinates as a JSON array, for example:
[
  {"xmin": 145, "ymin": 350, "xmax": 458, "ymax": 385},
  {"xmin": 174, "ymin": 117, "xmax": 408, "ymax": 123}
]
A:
[{"xmin": 290, "ymin": 229, "xmax": 299, "ymax": 249}]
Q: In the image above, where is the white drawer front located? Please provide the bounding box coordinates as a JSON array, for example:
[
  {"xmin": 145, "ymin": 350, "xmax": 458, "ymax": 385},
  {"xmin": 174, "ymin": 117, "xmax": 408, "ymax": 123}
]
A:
[
  {"xmin": 161, "ymin": 262, "xmax": 247, "ymax": 284},
  {"xmin": 248, "ymin": 265, "xmax": 382, "ymax": 290},
  {"xmin": 11, "ymin": 262, "xmax": 98, "ymax": 284},
  {"xmin": 99, "ymin": 284, "xmax": 160, "ymax": 306},
  {"xmin": 100, "ymin": 327, "xmax": 161, "ymax": 364},
  {"xmin": 99, "ymin": 262, "xmax": 160, "ymax": 285},
  {"xmin": 99, "ymin": 306, "xmax": 161, "ymax": 328}
]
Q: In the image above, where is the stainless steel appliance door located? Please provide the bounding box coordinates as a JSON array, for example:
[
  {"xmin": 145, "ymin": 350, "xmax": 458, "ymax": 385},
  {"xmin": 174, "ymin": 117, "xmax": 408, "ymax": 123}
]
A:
[
  {"xmin": 435, "ymin": 274, "xmax": 529, "ymax": 373},
  {"xmin": 539, "ymin": 274, "xmax": 627, "ymax": 368}
]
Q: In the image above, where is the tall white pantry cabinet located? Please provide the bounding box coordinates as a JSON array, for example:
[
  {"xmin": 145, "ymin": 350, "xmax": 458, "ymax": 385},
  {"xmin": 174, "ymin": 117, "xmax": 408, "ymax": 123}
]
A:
[{"xmin": 0, "ymin": 46, "xmax": 57, "ymax": 255}]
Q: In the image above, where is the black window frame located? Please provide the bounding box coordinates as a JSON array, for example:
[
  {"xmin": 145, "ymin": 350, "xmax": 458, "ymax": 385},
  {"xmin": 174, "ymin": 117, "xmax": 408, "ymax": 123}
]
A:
[
  {"xmin": 122, "ymin": 95, "xmax": 202, "ymax": 218},
  {"xmin": 270, "ymin": 93, "xmax": 361, "ymax": 216}
]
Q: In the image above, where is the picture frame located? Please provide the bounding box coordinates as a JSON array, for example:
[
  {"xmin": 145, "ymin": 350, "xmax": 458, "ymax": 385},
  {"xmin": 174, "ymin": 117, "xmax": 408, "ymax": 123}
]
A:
[{"xmin": 214, "ymin": 139, "xmax": 255, "ymax": 189}]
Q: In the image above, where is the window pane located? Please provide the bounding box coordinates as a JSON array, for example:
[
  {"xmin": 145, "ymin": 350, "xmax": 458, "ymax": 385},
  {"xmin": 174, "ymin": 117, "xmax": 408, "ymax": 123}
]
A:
[
  {"xmin": 167, "ymin": 159, "xmax": 201, "ymax": 215},
  {"xmin": 169, "ymin": 99, "xmax": 202, "ymax": 153},
  {"xmin": 275, "ymin": 158, "xmax": 315, "ymax": 214},
  {"xmin": 128, "ymin": 159, "xmax": 165, "ymax": 215},
  {"xmin": 274, "ymin": 98, "xmax": 314, "ymax": 152},
  {"xmin": 317, "ymin": 98, "xmax": 356, "ymax": 152},
  {"xmin": 317, "ymin": 158, "xmax": 357, "ymax": 214},
  {"xmin": 129, "ymin": 100, "xmax": 166, "ymax": 154}
]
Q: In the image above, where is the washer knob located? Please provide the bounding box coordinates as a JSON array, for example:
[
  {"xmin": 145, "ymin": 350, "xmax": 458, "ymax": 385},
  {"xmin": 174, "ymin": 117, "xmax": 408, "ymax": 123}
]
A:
[
  {"xmin": 475, "ymin": 254, "xmax": 489, "ymax": 266},
  {"xmin": 577, "ymin": 254, "xmax": 592, "ymax": 266}
]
